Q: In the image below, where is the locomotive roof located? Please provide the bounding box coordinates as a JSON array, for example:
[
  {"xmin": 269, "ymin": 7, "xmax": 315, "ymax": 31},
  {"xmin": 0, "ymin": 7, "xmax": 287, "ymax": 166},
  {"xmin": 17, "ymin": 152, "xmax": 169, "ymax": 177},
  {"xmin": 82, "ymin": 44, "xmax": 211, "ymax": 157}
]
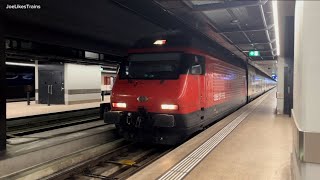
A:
[
  {"xmin": 131, "ymin": 32, "xmax": 275, "ymax": 81},
  {"xmin": 132, "ymin": 32, "xmax": 195, "ymax": 48},
  {"xmin": 131, "ymin": 31, "xmax": 246, "ymax": 70}
]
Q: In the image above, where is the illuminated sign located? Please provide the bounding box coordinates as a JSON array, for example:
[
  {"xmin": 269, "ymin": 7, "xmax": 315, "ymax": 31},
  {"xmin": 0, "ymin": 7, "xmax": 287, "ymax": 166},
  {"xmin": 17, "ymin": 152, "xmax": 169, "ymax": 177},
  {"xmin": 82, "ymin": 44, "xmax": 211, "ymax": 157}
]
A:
[{"xmin": 249, "ymin": 51, "xmax": 260, "ymax": 57}]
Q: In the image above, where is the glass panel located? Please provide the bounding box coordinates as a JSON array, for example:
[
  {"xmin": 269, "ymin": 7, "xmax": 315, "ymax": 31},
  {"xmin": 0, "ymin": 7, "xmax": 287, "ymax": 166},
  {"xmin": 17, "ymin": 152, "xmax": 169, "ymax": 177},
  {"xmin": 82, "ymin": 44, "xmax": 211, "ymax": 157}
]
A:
[{"xmin": 120, "ymin": 53, "xmax": 181, "ymax": 80}]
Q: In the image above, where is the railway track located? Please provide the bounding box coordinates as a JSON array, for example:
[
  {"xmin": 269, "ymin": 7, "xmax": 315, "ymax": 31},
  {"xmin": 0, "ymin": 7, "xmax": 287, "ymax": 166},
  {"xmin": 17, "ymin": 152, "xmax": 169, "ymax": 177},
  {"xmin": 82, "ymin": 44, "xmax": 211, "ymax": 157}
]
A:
[
  {"xmin": 2, "ymin": 138, "xmax": 172, "ymax": 179},
  {"xmin": 6, "ymin": 107, "xmax": 102, "ymax": 137},
  {"xmin": 3, "ymin": 104, "xmax": 173, "ymax": 179},
  {"xmin": 1, "ymin": 124, "xmax": 120, "ymax": 178},
  {"xmin": 43, "ymin": 143, "xmax": 172, "ymax": 180}
]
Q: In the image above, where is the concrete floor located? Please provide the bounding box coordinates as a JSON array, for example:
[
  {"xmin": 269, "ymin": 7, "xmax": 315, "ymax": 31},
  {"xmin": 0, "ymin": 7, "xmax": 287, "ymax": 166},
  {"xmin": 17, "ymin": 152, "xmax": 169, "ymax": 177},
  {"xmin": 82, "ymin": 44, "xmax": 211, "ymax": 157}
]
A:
[
  {"xmin": 6, "ymin": 96, "xmax": 110, "ymax": 119},
  {"xmin": 185, "ymin": 92, "xmax": 292, "ymax": 180},
  {"xmin": 130, "ymin": 90, "xmax": 293, "ymax": 180}
]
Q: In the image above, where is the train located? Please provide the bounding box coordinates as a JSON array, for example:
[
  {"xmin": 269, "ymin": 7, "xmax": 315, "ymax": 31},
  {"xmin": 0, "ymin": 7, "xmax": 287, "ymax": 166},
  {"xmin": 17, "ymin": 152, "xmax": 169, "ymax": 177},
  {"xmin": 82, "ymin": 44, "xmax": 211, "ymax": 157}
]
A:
[{"xmin": 104, "ymin": 32, "xmax": 276, "ymax": 145}]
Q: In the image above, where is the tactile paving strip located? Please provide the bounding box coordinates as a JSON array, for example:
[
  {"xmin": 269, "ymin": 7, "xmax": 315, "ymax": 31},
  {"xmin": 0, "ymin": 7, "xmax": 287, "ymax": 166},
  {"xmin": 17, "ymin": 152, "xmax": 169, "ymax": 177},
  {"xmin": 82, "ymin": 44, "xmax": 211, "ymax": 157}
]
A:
[{"xmin": 158, "ymin": 92, "xmax": 269, "ymax": 180}]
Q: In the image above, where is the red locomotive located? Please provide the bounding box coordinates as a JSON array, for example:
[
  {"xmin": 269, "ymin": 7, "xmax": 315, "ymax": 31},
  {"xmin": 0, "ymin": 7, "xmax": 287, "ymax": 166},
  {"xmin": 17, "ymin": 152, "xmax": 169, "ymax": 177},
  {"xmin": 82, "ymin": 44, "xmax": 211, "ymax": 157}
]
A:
[{"xmin": 104, "ymin": 32, "xmax": 276, "ymax": 145}]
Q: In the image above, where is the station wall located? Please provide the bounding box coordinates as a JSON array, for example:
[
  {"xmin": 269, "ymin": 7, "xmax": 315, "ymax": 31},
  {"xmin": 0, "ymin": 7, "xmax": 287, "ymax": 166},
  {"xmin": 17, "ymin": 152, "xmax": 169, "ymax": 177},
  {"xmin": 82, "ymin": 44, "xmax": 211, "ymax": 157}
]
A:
[
  {"xmin": 64, "ymin": 63, "xmax": 101, "ymax": 105},
  {"xmin": 292, "ymin": 1, "xmax": 320, "ymax": 179}
]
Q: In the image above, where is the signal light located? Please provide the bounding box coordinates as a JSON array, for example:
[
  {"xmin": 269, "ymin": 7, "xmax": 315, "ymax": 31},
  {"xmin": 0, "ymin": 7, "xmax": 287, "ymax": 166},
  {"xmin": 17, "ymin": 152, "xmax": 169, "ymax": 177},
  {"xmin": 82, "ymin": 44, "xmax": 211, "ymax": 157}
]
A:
[
  {"xmin": 112, "ymin": 102, "xmax": 127, "ymax": 108},
  {"xmin": 161, "ymin": 104, "xmax": 178, "ymax": 110},
  {"xmin": 153, "ymin": 40, "xmax": 166, "ymax": 45}
]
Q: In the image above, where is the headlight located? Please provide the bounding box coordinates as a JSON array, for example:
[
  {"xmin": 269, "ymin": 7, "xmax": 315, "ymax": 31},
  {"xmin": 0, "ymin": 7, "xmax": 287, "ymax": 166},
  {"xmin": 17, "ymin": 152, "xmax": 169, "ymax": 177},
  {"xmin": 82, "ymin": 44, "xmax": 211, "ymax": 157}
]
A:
[
  {"xmin": 112, "ymin": 102, "xmax": 127, "ymax": 108},
  {"xmin": 161, "ymin": 104, "xmax": 178, "ymax": 110}
]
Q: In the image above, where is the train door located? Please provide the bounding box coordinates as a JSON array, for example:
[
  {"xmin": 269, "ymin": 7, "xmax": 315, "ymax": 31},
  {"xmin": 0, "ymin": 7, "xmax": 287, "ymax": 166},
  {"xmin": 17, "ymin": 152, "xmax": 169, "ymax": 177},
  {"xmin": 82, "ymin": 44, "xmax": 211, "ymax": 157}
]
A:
[
  {"xmin": 197, "ymin": 56, "xmax": 206, "ymax": 111},
  {"xmin": 38, "ymin": 70, "xmax": 51, "ymax": 104},
  {"xmin": 38, "ymin": 64, "xmax": 65, "ymax": 105},
  {"xmin": 50, "ymin": 71, "xmax": 64, "ymax": 104},
  {"xmin": 191, "ymin": 55, "xmax": 206, "ymax": 122},
  {"xmin": 245, "ymin": 64, "xmax": 249, "ymax": 102},
  {"xmin": 284, "ymin": 66, "xmax": 293, "ymax": 115},
  {"xmin": 284, "ymin": 16, "xmax": 294, "ymax": 116}
]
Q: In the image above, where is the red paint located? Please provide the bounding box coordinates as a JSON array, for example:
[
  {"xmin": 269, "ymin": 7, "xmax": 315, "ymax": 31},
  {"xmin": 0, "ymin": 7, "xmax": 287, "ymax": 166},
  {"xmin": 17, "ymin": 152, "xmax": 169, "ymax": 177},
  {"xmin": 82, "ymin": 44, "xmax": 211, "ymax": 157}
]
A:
[
  {"xmin": 111, "ymin": 47, "xmax": 247, "ymax": 115},
  {"xmin": 104, "ymin": 76, "xmax": 111, "ymax": 85}
]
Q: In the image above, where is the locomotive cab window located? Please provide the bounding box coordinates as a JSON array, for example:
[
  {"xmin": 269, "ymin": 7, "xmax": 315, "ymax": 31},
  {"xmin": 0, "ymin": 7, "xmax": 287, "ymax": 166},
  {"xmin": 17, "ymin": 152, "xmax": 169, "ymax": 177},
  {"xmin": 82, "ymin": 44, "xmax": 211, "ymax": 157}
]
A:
[
  {"xmin": 191, "ymin": 64, "xmax": 202, "ymax": 75},
  {"xmin": 120, "ymin": 53, "xmax": 181, "ymax": 80},
  {"xmin": 119, "ymin": 53, "xmax": 205, "ymax": 80},
  {"xmin": 188, "ymin": 55, "xmax": 205, "ymax": 75},
  {"xmin": 119, "ymin": 60, "xmax": 129, "ymax": 78}
]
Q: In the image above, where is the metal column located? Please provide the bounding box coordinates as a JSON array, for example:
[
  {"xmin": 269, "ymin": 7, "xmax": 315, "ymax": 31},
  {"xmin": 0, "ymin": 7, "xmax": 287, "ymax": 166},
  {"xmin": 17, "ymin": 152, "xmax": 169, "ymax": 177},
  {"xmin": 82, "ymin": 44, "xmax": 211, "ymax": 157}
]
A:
[{"xmin": 0, "ymin": 15, "xmax": 6, "ymax": 151}]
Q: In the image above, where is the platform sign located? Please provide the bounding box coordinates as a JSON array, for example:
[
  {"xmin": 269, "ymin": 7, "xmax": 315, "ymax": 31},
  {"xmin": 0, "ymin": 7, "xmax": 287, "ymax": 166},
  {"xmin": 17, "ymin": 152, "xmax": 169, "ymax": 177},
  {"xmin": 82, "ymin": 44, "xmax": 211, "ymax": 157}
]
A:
[{"xmin": 249, "ymin": 50, "xmax": 260, "ymax": 57}]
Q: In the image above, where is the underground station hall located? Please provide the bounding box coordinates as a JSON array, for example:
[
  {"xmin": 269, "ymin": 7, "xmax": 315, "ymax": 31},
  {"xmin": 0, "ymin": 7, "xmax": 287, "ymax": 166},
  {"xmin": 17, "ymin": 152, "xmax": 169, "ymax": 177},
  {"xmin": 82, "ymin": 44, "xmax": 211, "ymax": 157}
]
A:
[{"xmin": 0, "ymin": 0, "xmax": 319, "ymax": 179}]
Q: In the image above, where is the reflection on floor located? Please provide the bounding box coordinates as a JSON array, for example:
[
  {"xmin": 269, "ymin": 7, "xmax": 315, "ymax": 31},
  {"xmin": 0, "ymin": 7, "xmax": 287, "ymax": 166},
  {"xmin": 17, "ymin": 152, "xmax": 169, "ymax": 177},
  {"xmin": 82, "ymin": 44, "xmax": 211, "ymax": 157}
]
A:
[{"xmin": 185, "ymin": 91, "xmax": 293, "ymax": 180}]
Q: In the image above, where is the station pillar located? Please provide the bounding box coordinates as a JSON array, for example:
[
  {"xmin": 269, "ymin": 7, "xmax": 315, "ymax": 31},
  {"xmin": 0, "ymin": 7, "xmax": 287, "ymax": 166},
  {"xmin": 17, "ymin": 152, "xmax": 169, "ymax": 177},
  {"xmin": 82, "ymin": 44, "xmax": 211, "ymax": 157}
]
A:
[
  {"xmin": 292, "ymin": 1, "xmax": 320, "ymax": 179},
  {"xmin": 0, "ymin": 14, "xmax": 6, "ymax": 151},
  {"xmin": 276, "ymin": 1, "xmax": 295, "ymax": 116},
  {"xmin": 35, "ymin": 60, "xmax": 39, "ymax": 104},
  {"xmin": 276, "ymin": 57, "xmax": 285, "ymax": 114}
]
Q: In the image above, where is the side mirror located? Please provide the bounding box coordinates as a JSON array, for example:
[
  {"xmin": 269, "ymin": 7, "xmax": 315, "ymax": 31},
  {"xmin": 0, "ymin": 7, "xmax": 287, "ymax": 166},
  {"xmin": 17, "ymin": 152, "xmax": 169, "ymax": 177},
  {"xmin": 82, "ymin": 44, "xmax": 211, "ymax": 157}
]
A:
[{"xmin": 191, "ymin": 64, "xmax": 202, "ymax": 75}]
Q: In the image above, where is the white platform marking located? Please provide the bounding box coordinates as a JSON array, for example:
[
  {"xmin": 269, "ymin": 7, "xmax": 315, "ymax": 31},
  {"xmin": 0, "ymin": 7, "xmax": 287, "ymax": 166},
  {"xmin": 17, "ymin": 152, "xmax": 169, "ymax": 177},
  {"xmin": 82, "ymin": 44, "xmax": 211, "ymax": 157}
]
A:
[{"xmin": 158, "ymin": 92, "xmax": 270, "ymax": 180}]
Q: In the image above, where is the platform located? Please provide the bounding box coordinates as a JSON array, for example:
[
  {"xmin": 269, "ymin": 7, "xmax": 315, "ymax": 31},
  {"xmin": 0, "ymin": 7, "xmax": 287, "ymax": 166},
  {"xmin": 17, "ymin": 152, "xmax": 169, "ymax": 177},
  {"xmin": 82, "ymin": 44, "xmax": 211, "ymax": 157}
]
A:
[
  {"xmin": 6, "ymin": 95, "xmax": 110, "ymax": 119},
  {"xmin": 129, "ymin": 90, "xmax": 293, "ymax": 180}
]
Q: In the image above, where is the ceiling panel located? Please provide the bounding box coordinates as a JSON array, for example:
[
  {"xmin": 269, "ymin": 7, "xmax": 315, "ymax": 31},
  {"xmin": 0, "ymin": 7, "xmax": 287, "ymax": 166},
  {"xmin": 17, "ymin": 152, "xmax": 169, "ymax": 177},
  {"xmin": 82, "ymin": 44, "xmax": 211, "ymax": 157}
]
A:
[
  {"xmin": 246, "ymin": 31, "xmax": 269, "ymax": 43},
  {"xmin": 232, "ymin": 6, "xmax": 264, "ymax": 29},
  {"xmin": 237, "ymin": 44, "xmax": 254, "ymax": 51},
  {"xmin": 204, "ymin": 10, "xmax": 239, "ymax": 30},
  {"xmin": 253, "ymin": 44, "xmax": 272, "ymax": 51},
  {"xmin": 263, "ymin": 1, "xmax": 274, "ymax": 26},
  {"xmin": 224, "ymin": 32, "xmax": 250, "ymax": 44}
]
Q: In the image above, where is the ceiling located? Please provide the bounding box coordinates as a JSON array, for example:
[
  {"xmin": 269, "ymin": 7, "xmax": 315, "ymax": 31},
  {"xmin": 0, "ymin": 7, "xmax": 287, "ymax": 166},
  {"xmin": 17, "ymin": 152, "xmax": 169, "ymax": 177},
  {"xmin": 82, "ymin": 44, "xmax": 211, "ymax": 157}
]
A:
[
  {"xmin": 2, "ymin": 0, "xmax": 166, "ymax": 55},
  {"xmin": 155, "ymin": 0, "xmax": 279, "ymax": 76},
  {"xmin": 1, "ymin": 0, "xmax": 284, "ymax": 76}
]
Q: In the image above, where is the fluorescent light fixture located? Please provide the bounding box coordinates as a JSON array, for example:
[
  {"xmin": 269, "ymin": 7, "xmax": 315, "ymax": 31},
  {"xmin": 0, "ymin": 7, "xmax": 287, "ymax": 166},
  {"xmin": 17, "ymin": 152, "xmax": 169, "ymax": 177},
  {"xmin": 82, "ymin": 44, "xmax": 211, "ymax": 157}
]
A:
[
  {"xmin": 272, "ymin": 0, "xmax": 280, "ymax": 56},
  {"xmin": 6, "ymin": 62, "xmax": 35, "ymax": 67},
  {"xmin": 85, "ymin": 51, "xmax": 99, "ymax": 60},
  {"xmin": 153, "ymin": 40, "xmax": 166, "ymax": 45},
  {"xmin": 101, "ymin": 70, "xmax": 117, "ymax": 74}
]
